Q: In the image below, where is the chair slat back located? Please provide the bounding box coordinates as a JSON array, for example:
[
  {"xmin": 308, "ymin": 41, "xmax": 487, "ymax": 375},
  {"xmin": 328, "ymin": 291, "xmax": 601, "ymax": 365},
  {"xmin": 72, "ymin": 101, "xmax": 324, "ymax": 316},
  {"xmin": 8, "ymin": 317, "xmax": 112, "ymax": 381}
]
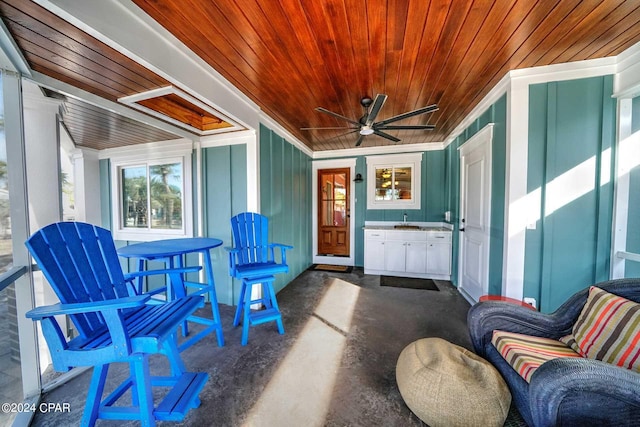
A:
[
  {"xmin": 231, "ymin": 213, "xmax": 270, "ymax": 265},
  {"xmin": 26, "ymin": 222, "xmax": 130, "ymax": 338}
]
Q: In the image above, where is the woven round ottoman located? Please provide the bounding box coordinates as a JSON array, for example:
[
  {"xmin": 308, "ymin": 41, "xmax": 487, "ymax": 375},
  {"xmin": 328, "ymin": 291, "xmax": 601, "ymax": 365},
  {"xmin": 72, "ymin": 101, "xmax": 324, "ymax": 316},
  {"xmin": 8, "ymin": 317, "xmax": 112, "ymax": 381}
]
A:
[{"xmin": 396, "ymin": 337, "xmax": 511, "ymax": 427}]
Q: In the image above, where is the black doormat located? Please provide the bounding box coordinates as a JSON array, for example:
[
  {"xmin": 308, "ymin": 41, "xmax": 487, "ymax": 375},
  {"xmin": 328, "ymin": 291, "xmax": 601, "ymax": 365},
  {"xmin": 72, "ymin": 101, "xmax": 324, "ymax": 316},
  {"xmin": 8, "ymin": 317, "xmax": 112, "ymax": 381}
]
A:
[
  {"xmin": 309, "ymin": 264, "xmax": 353, "ymax": 273},
  {"xmin": 380, "ymin": 276, "xmax": 439, "ymax": 291}
]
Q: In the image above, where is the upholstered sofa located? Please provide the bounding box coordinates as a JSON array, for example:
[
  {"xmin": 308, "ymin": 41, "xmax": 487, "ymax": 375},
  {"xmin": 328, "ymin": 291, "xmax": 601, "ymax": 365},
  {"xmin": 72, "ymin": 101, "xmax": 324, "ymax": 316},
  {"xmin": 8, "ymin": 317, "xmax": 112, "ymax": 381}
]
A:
[{"xmin": 468, "ymin": 278, "xmax": 640, "ymax": 427}]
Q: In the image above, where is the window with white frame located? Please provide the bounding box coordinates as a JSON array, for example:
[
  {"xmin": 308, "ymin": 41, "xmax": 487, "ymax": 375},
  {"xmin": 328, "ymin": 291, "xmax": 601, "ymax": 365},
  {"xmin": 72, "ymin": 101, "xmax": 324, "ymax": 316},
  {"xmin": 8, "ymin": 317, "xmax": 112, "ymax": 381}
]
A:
[
  {"xmin": 109, "ymin": 141, "xmax": 193, "ymax": 241},
  {"xmin": 366, "ymin": 153, "xmax": 422, "ymax": 210}
]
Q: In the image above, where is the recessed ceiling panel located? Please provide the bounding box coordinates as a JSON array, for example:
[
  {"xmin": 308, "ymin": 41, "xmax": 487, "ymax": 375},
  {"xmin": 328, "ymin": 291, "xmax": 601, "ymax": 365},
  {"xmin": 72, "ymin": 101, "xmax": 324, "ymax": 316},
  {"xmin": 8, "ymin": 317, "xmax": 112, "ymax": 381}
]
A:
[{"xmin": 118, "ymin": 86, "xmax": 241, "ymax": 136}]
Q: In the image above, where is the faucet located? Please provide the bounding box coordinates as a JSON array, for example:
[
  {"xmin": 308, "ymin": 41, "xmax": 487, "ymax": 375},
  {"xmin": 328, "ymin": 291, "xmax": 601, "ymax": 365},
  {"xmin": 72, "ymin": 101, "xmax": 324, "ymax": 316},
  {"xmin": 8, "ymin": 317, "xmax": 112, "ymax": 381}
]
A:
[{"xmin": 403, "ymin": 212, "xmax": 408, "ymax": 223}]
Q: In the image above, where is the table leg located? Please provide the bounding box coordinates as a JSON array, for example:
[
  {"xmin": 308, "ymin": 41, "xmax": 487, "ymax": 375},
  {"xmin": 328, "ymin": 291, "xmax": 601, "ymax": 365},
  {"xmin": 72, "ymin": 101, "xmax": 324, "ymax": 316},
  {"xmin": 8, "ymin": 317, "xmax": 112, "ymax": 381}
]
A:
[
  {"xmin": 137, "ymin": 259, "xmax": 145, "ymax": 294},
  {"xmin": 175, "ymin": 255, "xmax": 189, "ymax": 337},
  {"xmin": 203, "ymin": 250, "xmax": 225, "ymax": 347}
]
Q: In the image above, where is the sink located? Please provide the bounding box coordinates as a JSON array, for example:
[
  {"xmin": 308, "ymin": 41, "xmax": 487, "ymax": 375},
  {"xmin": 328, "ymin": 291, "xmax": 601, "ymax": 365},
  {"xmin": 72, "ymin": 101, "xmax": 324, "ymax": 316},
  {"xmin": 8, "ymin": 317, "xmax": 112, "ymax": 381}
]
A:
[{"xmin": 394, "ymin": 224, "xmax": 421, "ymax": 230}]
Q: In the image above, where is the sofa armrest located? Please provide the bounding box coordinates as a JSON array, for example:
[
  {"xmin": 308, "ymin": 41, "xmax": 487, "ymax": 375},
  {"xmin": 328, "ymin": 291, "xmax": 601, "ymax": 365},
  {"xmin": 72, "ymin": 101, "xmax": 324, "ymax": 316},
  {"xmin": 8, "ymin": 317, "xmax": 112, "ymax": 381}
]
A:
[
  {"xmin": 467, "ymin": 302, "xmax": 579, "ymax": 356},
  {"xmin": 530, "ymin": 358, "xmax": 640, "ymax": 426}
]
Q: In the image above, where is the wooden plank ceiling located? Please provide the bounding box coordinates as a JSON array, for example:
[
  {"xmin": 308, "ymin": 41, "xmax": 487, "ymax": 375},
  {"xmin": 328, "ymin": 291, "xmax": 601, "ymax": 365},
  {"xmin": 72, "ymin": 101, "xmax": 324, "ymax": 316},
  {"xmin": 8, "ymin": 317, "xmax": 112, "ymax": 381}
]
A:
[{"xmin": 4, "ymin": 1, "xmax": 640, "ymax": 151}]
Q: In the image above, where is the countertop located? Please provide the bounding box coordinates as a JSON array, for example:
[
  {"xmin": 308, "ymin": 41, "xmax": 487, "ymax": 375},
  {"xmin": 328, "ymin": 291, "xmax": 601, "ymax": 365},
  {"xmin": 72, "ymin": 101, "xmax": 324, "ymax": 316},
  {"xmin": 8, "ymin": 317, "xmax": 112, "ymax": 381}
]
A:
[{"xmin": 363, "ymin": 224, "xmax": 452, "ymax": 232}]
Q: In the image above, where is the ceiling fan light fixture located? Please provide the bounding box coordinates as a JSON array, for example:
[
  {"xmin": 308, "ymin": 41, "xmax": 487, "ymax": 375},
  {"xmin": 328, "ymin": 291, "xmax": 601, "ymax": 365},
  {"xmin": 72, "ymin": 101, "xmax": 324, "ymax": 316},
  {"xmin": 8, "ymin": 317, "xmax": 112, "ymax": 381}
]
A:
[{"xmin": 359, "ymin": 126, "xmax": 374, "ymax": 136}]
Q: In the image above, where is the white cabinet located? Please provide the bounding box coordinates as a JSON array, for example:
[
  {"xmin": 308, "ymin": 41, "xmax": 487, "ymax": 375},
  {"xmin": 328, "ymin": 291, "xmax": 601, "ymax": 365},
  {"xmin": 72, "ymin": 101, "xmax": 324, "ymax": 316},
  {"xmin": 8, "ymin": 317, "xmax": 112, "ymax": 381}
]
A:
[
  {"xmin": 364, "ymin": 228, "xmax": 452, "ymax": 279},
  {"xmin": 384, "ymin": 240, "xmax": 407, "ymax": 272},
  {"xmin": 405, "ymin": 242, "xmax": 428, "ymax": 274},
  {"xmin": 427, "ymin": 242, "xmax": 451, "ymax": 275},
  {"xmin": 364, "ymin": 230, "xmax": 385, "ymax": 269},
  {"xmin": 384, "ymin": 230, "xmax": 428, "ymax": 274}
]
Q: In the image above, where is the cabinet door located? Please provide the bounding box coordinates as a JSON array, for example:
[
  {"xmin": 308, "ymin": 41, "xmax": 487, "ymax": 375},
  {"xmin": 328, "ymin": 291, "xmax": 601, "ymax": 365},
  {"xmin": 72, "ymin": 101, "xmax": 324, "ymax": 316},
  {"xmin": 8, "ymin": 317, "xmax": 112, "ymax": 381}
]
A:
[
  {"xmin": 405, "ymin": 242, "xmax": 428, "ymax": 273},
  {"xmin": 364, "ymin": 239, "xmax": 385, "ymax": 269},
  {"xmin": 427, "ymin": 242, "xmax": 451, "ymax": 275},
  {"xmin": 384, "ymin": 241, "xmax": 406, "ymax": 272}
]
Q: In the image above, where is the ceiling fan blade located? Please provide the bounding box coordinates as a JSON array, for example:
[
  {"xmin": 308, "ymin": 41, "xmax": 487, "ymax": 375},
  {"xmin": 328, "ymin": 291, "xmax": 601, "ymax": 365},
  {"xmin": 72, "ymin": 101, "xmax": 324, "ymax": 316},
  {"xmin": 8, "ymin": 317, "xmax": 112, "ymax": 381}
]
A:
[
  {"xmin": 376, "ymin": 125, "xmax": 436, "ymax": 130},
  {"xmin": 301, "ymin": 126, "xmax": 358, "ymax": 130},
  {"xmin": 354, "ymin": 134, "xmax": 366, "ymax": 147},
  {"xmin": 315, "ymin": 107, "xmax": 361, "ymax": 126},
  {"xmin": 365, "ymin": 94, "xmax": 388, "ymax": 126},
  {"xmin": 373, "ymin": 129, "xmax": 401, "ymax": 142},
  {"xmin": 375, "ymin": 104, "xmax": 438, "ymax": 126}
]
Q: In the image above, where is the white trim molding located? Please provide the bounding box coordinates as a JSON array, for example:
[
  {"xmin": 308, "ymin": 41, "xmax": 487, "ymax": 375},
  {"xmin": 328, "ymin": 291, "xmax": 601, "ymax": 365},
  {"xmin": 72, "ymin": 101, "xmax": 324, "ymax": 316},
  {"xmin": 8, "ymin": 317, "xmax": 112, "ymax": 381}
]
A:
[
  {"xmin": 614, "ymin": 41, "xmax": 640, "ymax": 98},
  {"xmin": 313, "ymin": 141, "xmax": 444, "ymax": 160}
]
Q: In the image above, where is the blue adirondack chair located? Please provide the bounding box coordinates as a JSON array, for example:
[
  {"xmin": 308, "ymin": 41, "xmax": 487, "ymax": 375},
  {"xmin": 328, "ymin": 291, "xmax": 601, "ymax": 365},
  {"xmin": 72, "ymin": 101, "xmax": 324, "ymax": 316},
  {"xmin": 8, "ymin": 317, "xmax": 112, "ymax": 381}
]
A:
[
  {"xmin": 25, "ymin": 222, "xmax": 209, "ymax": 426},
  {"xmin": 226, "ymin": 212, "xmax": 292, "ymax": 345}
]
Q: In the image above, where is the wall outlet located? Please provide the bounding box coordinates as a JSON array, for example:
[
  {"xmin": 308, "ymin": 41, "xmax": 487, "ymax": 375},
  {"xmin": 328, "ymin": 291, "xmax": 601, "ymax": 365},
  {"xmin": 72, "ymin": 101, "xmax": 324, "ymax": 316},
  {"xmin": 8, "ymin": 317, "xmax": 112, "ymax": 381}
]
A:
[
  {"xmin": 445, "ymin": 211, "xmax": 451, "ymax": 222},
  {"xmin": 524, "ymin": 297, "xmax": 537, "ymax": 309}
]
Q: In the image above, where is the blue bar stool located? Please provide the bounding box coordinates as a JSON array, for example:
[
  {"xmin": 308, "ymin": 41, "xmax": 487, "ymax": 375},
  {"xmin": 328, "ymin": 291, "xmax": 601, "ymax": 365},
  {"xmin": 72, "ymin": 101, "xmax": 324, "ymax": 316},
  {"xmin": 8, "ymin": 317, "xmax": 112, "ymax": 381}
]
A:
[{"xmin": 233, "ymin": 275, "xmax": 284, "ymax": 345}]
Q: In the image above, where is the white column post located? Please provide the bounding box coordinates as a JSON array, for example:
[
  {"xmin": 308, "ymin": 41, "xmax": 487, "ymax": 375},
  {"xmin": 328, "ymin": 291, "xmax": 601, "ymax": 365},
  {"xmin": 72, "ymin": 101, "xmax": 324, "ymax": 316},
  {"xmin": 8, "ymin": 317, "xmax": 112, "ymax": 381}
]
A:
[
  {"xmin": 502, "ymin": 78, "xmax": 530, "ymax": 300},
  {"xmin": 611, "ymin": 98, "xmax": 633, "ymax": 278},
  {"xmin": 71, "ymin": 147, "xmax": 101, "ymax": 224}
]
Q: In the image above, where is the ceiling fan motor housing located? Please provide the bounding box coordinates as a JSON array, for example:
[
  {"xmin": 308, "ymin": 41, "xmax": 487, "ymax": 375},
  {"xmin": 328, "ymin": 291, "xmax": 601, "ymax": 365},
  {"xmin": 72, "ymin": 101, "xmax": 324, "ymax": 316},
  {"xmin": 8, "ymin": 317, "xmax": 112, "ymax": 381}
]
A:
[{"xmin": 360, "ymin": 97, "xmax": 373, "ymax": 108}]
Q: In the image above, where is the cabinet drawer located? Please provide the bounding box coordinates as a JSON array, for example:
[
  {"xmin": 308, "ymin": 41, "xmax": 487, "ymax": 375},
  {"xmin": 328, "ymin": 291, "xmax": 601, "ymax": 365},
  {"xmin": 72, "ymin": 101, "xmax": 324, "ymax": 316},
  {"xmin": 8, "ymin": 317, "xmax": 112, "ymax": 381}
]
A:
[
  {"xmin": 426, "ymin": 232, "xmax": 451, "ymax": 243},
  {"xmin": 364, "ymin": 230, "xmax": 385, "ymax": 240},
  {"xmin": 386, "ymin": 230, "xmax": 427, "ymax": 241}
]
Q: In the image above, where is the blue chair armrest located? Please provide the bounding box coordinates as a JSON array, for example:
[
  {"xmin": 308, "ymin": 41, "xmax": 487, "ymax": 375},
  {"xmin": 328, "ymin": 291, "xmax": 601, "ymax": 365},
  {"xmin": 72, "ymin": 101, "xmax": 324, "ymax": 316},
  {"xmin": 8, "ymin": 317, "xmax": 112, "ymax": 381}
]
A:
[
  {"xmin": 530, "ymin": 358, "xmax": 640, "ymax": 426},
  {"xmin": 26, "ymin": 294, "xmax": 150, "ymax": 319},
  {"xmin": 269, "ymin": 243, "xmax": 293, "ymax": 264},
  {"xmin": 270, "ymin": 243, "xmax": 293, "ymax": 250},
  {"xmin": 225, "ymin": 247, "xmax": 241, "ymax": 276}
]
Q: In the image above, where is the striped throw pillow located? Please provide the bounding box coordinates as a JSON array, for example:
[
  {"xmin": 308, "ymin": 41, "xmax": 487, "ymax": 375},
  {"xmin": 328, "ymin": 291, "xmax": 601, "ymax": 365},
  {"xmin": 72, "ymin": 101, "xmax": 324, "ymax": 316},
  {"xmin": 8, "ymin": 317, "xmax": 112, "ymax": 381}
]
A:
[
  {"xmin": 492, "ymin": 330, "xmax": 581, "ymax": 382},
  {"xmin": 559, "ymin": 286, "xmax": 640, "ymax": 371}
]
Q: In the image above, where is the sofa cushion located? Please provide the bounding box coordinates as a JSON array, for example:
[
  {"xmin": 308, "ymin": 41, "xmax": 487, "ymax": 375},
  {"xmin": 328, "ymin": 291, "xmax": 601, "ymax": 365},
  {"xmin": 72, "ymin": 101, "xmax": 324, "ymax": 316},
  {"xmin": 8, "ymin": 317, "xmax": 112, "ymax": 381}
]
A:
[
  {"xmin": 559, "ymin": 286, "xmax": 640, "ymax": 371},
  {"xmin": 492, "ymin": 330, "xmax": 581, "ymax": 382}
]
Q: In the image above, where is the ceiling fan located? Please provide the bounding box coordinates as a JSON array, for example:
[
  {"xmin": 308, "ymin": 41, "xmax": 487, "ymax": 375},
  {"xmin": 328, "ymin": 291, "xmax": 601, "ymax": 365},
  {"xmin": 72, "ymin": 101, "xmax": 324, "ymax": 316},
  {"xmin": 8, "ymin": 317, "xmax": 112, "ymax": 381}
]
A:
[{"xmin": 302, "ymin": 94, "xmax": 438, "ymax": 146}]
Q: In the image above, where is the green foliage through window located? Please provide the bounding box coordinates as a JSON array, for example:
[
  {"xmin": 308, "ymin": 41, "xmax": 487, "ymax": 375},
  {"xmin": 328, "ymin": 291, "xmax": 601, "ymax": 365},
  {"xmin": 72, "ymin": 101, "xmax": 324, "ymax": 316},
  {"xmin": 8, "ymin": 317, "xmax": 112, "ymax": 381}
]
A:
[{"xmin": 121, "ymin": 163, "xmax": 182, "ymax": 230}]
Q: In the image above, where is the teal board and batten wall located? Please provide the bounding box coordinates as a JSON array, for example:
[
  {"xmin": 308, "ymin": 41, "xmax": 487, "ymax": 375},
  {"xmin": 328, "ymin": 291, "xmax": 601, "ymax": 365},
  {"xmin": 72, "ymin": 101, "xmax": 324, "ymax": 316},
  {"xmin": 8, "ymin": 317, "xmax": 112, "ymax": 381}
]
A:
[
  {"xmin": 202, "ymin": 144, "xmax": 247, "ymax": 305},
  {"xmin": 444, "ymin": 94, "xmax": 507, "ymax": 295},
  {"xmin": 626, "ymin": 95, "xmax": 640, "ymax": 277},
  {"xmin": 259, "ymin": 124, "xmax": 313, "ymax": 293},
  {"xmin": 524, "ymin": 76, "xmax": 616, "ymax": 313}
]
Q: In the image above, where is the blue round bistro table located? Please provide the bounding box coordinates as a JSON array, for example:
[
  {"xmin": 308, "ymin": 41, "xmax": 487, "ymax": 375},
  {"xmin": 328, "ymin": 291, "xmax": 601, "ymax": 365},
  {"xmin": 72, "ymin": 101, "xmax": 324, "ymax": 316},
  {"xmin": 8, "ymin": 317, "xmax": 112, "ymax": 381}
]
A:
[{"xmin": 118, "ymin": 237, "xmax": 225, "ymax": 350}]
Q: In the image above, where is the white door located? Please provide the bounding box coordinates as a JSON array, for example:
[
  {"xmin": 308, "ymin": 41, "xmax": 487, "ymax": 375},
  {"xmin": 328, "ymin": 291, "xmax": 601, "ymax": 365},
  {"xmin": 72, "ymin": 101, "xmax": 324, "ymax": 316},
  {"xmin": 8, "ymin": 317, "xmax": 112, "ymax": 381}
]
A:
[{"xmin": 459, "ymin": 125, "xmax": 493, "ymax": 302}]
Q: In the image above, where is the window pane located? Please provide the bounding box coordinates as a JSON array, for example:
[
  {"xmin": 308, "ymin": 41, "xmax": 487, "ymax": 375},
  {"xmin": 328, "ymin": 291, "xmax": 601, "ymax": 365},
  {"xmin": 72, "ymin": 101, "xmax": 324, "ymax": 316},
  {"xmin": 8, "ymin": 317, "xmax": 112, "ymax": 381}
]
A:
[
  {"xmin": 150, "ymin": 163, "xmax": 182, "ymax": 230},
  {"xmin": 333, "ymin": 201, "xmax": 346, "ymax": 226},
  {"xmin": 334, "ymin": 173, "xmax": 346, "ymax": 200},
  {"xmin": 321, "ymin": 200, "xmax": 332, "ymax": 226},
  {"xmin": 375, "ymin": 167, "xmax": 393, "ymax": 200},
  {"xmin": 395, "ymin": 167, "xmax": 412, "ymax": 200},
  {"xmin": 122, "ymin": 166, "xmax": 148, "ymax": 228}
]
